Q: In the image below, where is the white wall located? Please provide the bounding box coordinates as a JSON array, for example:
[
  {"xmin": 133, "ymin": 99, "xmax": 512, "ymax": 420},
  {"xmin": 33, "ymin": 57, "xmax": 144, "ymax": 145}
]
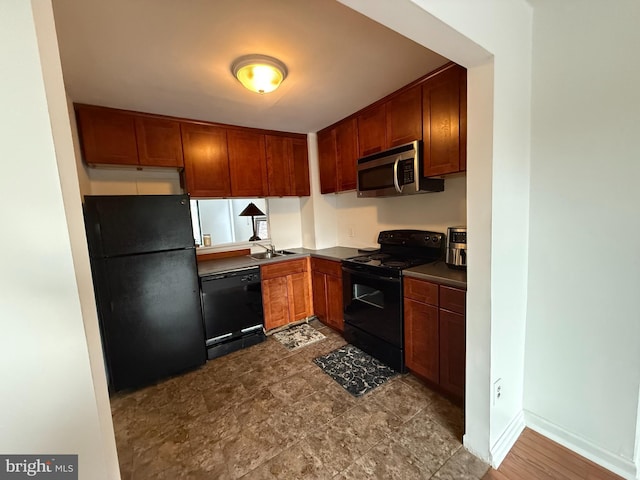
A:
[
  {"xmin": 301, "ymin": 133, "xmax": 339, "ymax": 249},
  {"xmin": 333, "ymin": 175, "xmax": 466, "ymax": 248},
  {"xmin": 0, "ymin": 1, "xmax": 117, "ymax": 477},
  {"xmin": 339, "ymin": 0, "xmax": 533, "ymax": 464},
  {"xmin": 267, "ymin": 197, "xmax": 304, "ymax": 249},
  {"xmin": 524, "ymin": 1, "xmax": 640, "ymax": 478},
  {"xmin": 87, "ymin": 167, "xmax": 182, "ymax": 196}
]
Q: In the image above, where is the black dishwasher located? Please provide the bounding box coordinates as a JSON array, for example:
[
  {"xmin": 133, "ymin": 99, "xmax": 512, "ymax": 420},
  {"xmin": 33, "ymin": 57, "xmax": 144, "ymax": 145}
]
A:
[{"xmin": 200, "ymin": 266, "xmax": 265, "ymax": 360}]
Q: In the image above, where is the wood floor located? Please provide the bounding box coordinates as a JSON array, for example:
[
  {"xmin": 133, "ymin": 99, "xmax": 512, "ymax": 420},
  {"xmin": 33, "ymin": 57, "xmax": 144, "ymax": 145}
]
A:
[{"xmin": 483, "ymin": 428, "xmax": 623, "ymax": 480}]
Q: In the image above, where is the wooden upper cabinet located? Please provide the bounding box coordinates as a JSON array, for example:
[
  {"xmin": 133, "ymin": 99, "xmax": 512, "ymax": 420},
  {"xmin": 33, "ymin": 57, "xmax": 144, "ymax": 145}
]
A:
[
  {"xmin": 317, "ymin": 128, "xmax": 337, "ymax": 194},
  {"xmin": 180, "ymin": 123, "xmax": 230, "ymax": 197},
  {"xmin": 265, "ymin": 135, "xmax": 291, "ymax": 196},
  {"xmin": 317, "ymin": 118, "xmax": 357, "ymax": 194},
  {"xmin": 335, "ymin": 118, "xmax": 358, "ymax": 191},
  {"xmin": 75, "ymin": 105, "xmax": 138, "ymax": 166},
  {"xmin": 386, "ymin": 85, "xmax": 422, "ymax": 148},
  {"xmin": 291, "ymin": 138, "xmax": 310, "ymax": 196},
  {"xmin": 227, "ymin": 129, "xmax": 268, "ymax": 197},
  {"xmin": 135, "ymin": 116, "xmax": 184, "ymax": 167},
  {"xmin": 265, "ymin": 135, "xmax": 310, "ymax": 197},
  {"xmin": 358, "ymin": 104, "xmax": 387, "ymax": 157},
  {"xmin": 422, "ymin": 64, "xmax": 467, "ymax": 176}
]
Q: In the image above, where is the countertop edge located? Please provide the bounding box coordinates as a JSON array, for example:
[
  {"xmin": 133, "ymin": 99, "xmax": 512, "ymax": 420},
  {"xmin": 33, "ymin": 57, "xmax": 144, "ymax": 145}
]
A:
[
  {"xmin": 197, "ymin": 247, "xmax": 361, "ymax": 277},
  {"xmin": 403, "ymin": 268, "xmax": 467, "ymax": 289}
]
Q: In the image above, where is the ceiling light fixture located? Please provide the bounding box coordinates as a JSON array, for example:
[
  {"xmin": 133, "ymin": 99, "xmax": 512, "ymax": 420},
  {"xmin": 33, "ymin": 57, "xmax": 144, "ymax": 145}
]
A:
[{"xmin": 231, "ymin": 54, "xmax": 288, "ymax": 94}]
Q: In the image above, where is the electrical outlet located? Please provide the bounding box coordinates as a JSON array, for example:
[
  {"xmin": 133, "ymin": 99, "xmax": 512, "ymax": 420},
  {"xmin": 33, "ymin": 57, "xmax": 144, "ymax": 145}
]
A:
[
  {"xmin": 348, "ymin": 226, "xmax": 354, "ymax": 238},
  {"xmin": 493, "ymin": 378, "xmax": 503, "ymax": 405}
]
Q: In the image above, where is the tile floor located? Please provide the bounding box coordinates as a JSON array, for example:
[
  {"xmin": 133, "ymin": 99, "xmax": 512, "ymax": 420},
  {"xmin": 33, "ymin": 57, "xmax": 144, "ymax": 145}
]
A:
[{"xmin": 111, "ymin": 320, "xmax": 488, "ymax": 479}]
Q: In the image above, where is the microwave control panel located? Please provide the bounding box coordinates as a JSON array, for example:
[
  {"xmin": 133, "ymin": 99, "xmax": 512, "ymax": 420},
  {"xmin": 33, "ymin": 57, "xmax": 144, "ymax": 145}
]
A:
[{"xmin": 400, "ymin": 160, "xmax": 415, "ymax": 185}]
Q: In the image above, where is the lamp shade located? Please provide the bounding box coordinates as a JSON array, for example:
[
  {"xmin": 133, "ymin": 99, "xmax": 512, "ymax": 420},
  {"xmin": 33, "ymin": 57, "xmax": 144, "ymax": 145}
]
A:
[{"xmin": 238, "ymin": 202, "xmax": 265, "ymax": 217}]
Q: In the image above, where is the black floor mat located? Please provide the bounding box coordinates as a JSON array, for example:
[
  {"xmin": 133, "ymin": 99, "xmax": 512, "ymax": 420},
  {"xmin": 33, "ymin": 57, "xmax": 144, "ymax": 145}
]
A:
[{"xmin": 313, "ymin": 344, "xmax": 398, "ymax": 397}]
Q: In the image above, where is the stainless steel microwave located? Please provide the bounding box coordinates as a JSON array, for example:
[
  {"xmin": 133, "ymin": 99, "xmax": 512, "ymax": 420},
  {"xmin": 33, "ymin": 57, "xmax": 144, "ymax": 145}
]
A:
[{"xmin": 356, "ymin": 141, "xmax": 444, "ymax": 197}]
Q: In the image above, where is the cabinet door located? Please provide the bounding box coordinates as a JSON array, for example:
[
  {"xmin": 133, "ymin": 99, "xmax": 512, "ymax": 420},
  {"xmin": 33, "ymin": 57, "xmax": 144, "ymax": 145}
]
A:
[
  {"xmin": 311, "ymin": 271, "xmax": 328, "ymax": 324},
  {"xmin": 386, "ymin": 86, "xmax": 422, "ymax": 147},
  {"xmin": 262, "ymin": 277, "xmax": 290, "ymax": 330},
  {"xmin": 325, "ymin": 274, "xmax": 344, "ymax": 332},
  {"xmin": 317, "ymin": 129, "xmax": 337, "ymax": 194},
  {"xmin": 335, "ymin": 118, "xmax": 358, "ymax": 191},
  {"xmin": 291, "ymin": 138, "xmax": 310, "ymax": 196},
  {"xmin": 181, "ymin": 123, "xmax": 230, "ymax": 197},
  {"xmin": 404, "ymin": 298, "xmax": 439, "ymax": 383},
  {"xmin": 265, "ymin": 135, "xmax": 292, "ymax": 196},
  {"xmin": 288, "ymin": 271, "xmax": 310, "ymax": 322},
  {"xmin": 439, "ymin": 309, "xmax": 465, "ymax": 398},
  {"xmin": 422, "ymin": 65, "xmax": 465, "ymax": 176},
  {"xmin": 135, "ymin": 116, "xmax": 184, "ymax": 167},
  {"xmin": 76, "ymin": 106, "xmax": 138, "ymax": 165},
  {"xmin": 227, "ymin": 129, "xmax": 268, "ymax": 197},
  {"xmin": 357, "ymin": 104, "xmax": 387, "ymax": 157}
]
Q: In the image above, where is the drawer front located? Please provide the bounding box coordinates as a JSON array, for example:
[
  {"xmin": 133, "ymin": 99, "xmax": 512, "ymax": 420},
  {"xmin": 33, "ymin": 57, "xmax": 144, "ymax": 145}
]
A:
[
  {"xmin": 404, "ymin": 277, "xmax": 438, "ymax": 306},
  {"xmin": 440, "ymin": 286, "xmax": 466, "ymax": 314},
  {"xmin": 261, "ymin": 258, "xmax": 307, "ymax": 280},
  {"xmin": 311, "ymin": 257, "xmax": 342, "ymax": 277}
]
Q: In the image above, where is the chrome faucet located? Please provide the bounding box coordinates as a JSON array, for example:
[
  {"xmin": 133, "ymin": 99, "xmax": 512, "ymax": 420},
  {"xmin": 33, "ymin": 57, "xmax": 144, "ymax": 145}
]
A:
[{"xmin": 255, "ymin": 242, "xmax": 276, "ymax": 254}]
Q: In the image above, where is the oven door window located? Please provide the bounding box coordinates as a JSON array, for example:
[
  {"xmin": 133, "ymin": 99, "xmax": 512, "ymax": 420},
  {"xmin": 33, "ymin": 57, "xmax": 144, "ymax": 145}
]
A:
[{"xmin": 343, "ymin": 270, "xmax": 402, "ymax": 347}]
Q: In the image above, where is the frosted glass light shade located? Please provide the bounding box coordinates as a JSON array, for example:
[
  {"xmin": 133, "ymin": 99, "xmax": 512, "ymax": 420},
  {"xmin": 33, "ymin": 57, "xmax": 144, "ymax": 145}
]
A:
[{"xmin": 232, "ymin": 54, "xmax": 288, "ymax": 94}]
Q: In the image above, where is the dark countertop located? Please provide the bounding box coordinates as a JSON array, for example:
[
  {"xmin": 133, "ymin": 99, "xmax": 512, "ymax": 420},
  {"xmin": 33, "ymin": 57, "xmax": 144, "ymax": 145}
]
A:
[
  {"xmin": 404, "ymin": 261, "xmax": 467, "ymax": 289},
  {"xmin": 197, "ymin": 246, "xmax": 361, "ymax": 277}
]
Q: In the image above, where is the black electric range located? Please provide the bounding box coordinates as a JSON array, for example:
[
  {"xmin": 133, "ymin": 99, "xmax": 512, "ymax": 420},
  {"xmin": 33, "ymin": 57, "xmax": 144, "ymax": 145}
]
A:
[
  {"xmin": 342, "ymin": 230, "xmax": 445, "ymax": 372},
  {"xmin": 342, "ymin": 230, "xmax": 445, "ymax": 277}
]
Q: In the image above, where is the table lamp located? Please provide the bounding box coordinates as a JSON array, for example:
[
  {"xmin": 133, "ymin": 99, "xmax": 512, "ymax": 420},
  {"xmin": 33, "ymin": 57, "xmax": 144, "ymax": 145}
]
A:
[{"xmin": 238, "ymin": 202, "xmax": 265, "ymax": 241}]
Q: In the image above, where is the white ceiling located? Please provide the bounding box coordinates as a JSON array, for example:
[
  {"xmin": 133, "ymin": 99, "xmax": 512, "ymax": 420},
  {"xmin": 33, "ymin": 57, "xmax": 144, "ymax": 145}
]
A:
[{"xmin": 52, "ymin": 0, "xmax": 449, "ymax": 134}]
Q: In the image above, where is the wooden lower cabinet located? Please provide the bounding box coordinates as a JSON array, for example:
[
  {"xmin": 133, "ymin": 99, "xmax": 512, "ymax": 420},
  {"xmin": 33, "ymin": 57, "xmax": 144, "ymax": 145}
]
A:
[
  {"xmin": 403, "ymin": 276, "xmax": 466, "ymax": 402},
  {"xmin": 439, "ymin": 309, "xmax": 465, "ymax": 398},
  {"xmin": 311, "ymin": 257, "xmax": 344, "ymax": 332},
  {"xmin": 404, "ymin": 298, "xmax": 439, "ymax": 383},
  {"xmin": 262, "ymin": 276, "xmax": 290, "ymax": 330},
  {"xmin": 261, "ymin": 259, "xmax": 311, "ymax": 331}
]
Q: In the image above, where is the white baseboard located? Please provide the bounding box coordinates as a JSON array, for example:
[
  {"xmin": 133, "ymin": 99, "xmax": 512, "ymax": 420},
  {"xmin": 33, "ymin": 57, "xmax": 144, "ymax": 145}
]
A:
[
  {"xmin": 524, "ymin": 410, "xmax": 638, "ymax": 480},
  {"xmin": 490, "ymin": 410, "xmax": 525, "ymax": 468}
]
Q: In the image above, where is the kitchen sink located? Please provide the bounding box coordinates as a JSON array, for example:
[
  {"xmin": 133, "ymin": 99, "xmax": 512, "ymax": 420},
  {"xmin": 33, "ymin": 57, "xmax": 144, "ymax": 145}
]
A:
[
  {"xmin": 249, "ymin": 250, "xmax": 297, "ymax": 260},
  {"xmin": 249, "ymin": 252, "xmax": 282, "ymax": 260}
]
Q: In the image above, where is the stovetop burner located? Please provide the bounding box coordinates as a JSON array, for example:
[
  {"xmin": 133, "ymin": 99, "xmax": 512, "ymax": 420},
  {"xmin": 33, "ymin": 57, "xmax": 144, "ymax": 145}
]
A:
[
  {"xmin": 350, "ymin": 256, "xmax": 372, "ymax": 263},
  {"xmin": 381, "ymin": 260, "xmax": 410, "ymax": 269},
  {"xmin": 342, "ymin": 229, "xmax": 445, "ymax": 276}
]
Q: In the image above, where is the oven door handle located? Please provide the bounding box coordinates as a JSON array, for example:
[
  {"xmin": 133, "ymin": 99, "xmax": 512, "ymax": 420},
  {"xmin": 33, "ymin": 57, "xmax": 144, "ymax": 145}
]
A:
[{"xmin": 342, "ymin": 267, "xmax": 401, "ymax": 284}]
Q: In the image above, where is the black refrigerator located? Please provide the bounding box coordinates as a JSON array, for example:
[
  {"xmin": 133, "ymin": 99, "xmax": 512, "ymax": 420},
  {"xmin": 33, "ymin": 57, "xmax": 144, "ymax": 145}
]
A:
[{"xmin": 84, "ymin": 194, "xmax": 206, "ymax": 392}]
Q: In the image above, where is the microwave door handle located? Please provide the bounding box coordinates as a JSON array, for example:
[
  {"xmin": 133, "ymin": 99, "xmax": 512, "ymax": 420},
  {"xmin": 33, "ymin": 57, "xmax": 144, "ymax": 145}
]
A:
[{"xmin": 393, "ymin": 157, "xmax": 403, "ymax": 193}]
